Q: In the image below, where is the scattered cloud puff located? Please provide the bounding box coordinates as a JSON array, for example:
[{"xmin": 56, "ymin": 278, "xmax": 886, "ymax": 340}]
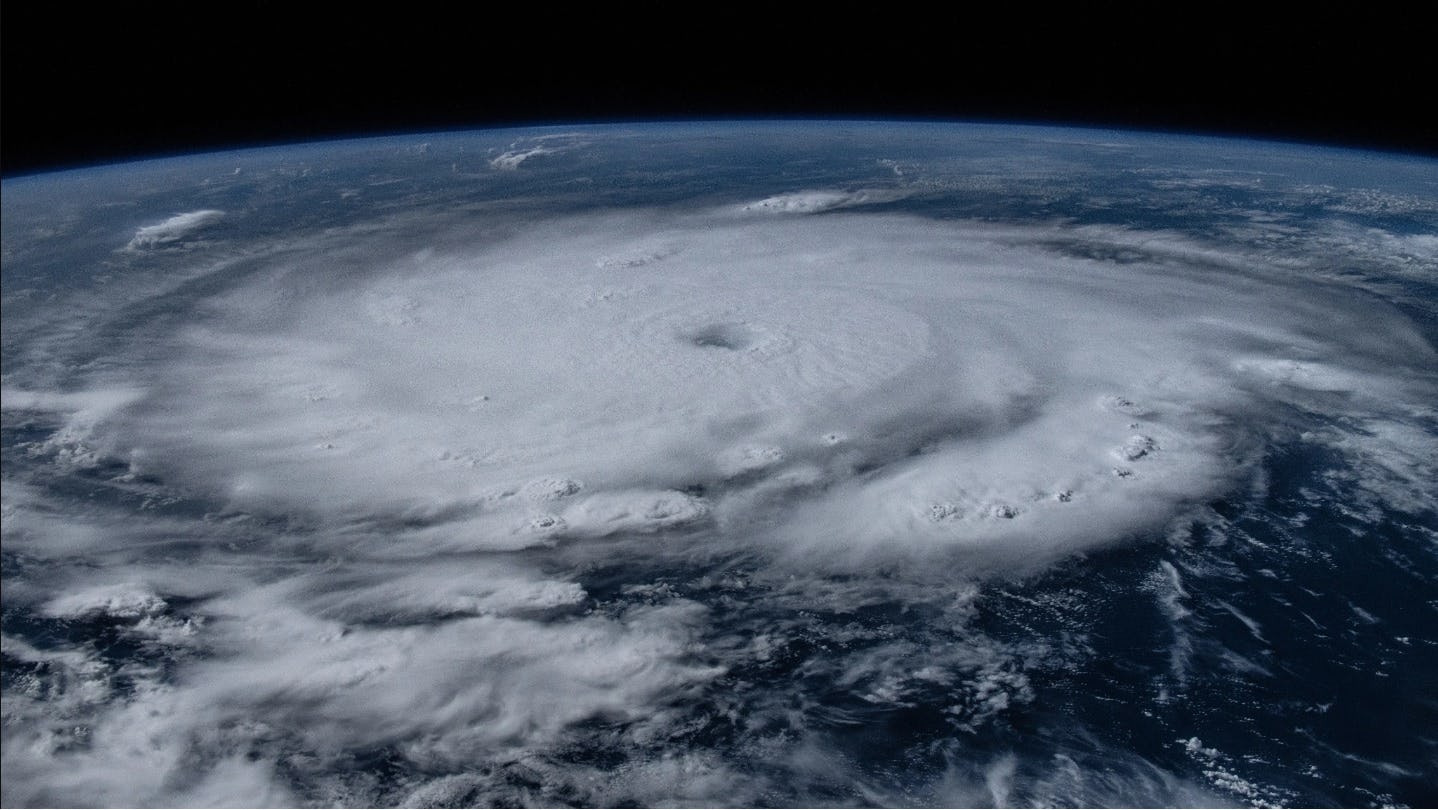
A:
[
  {"xmin": 42, "ymin": 582, "xmax": 168, "ymax": 620},
  {"xmin": 125, "ymin": 209, "xmax": 224, "ymax": 250}
]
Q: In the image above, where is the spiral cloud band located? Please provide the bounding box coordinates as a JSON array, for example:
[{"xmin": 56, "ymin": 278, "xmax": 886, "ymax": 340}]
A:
[{"xmin": 88, "ymin": 209, "xmax": 1432, "ymax": 570}]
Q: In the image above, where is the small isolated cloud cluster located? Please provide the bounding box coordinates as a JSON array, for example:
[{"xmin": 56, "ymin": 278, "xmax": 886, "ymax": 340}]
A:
[
  {"xmin": 125, "ymin": 209, "xmax": 223, "ymax": 250},
  {"xmin": 737, "ymin": 189, "xmax": 905, "ymax": 214},
  {"xmin": 488, "ymin": 135, "xmax": 584, "ymax": 170}
]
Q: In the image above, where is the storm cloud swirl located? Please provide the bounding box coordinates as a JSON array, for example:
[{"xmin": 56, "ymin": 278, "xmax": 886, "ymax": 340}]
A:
[{"xmin": 3, "ymin": 128, "xmax": 1436, "ymax": 807}]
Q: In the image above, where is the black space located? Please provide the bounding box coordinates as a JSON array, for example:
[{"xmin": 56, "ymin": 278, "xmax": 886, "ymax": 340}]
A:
[{"xmin": 3, "ymin": 4, "xmax": 1435, "ymax": 176}]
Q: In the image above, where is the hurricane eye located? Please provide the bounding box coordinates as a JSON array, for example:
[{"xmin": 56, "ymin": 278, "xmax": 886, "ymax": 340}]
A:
[{"xmin": 683, "ymin": 322, "xmax": 753, "ymax": 351}]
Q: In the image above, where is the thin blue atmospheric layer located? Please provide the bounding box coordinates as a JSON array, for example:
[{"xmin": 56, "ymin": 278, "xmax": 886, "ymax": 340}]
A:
[{"xmin": 1, "ymin": 121, "xmax": 1435, "ymax": 808}]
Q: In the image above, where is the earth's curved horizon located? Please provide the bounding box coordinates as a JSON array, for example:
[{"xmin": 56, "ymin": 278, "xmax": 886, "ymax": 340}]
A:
[{"xmin": 3, "ymin": 121, "xmax": 1435, "ymax": 807}]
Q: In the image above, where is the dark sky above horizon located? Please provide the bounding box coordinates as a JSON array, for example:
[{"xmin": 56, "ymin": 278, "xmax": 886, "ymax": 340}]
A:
[{"xmin": 4, "ymin": 4, "xmax": 1434, "ymax": 176}]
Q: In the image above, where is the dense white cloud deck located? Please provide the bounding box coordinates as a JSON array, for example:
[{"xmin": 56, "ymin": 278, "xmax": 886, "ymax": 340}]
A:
[{"xmin": 58, "ymin": 209, "xmax": 1425, "ymax": 571}]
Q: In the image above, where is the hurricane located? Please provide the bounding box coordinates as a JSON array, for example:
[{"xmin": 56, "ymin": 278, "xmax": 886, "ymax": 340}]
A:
[{"xmin": 3, "ymin": 122, "xmax": 1435, "ymax": 807}]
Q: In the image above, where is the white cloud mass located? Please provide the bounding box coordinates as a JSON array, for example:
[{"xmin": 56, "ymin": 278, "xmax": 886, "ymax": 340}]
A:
[
  {"xmin": 125, "ymin": 209, "xmax": 224, "ymax": 249},
  {"xmin": 83, "ymin": 211, "xmax": 1432, "ymax": 573}
]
